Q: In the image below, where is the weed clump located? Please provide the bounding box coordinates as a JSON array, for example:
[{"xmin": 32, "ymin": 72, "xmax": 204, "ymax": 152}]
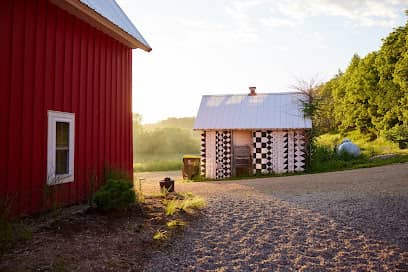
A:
[
  {"xmin": 166, "ymin": 219, "xmax": 186, "ymax": 228},
  {"xmin": 92, "ymin": 179, "xmax": 136, "ymax": 212},
  {"xmin": 153, "ymin": 230, "xmax": 168, "ymax": 240}
]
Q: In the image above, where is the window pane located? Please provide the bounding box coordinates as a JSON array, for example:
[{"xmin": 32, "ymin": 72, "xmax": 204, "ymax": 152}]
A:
[
  {"xmin": 56, "ymin": 149, "xmax": 69, "ymax": 174},
  {"xmin": 56, "ymin": 122, "xmax": 69, "ymax": 148}
]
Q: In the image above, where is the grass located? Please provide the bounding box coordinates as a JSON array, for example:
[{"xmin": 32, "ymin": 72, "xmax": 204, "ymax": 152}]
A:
[
  {"xmin": 153, "ymin": 192, "xmax": 205, "ymax": 241},
  {"xmin": 162, "ymin": 194, "xmax": 206, "ymax": 216},
  {"xmin": 134, "ymin": 160, "xmax": 182, "ymax": 172},
  {"xmin": 133, "ymin": 153, "xmax": 201, "ymax": 172},
  {"xmin": 317, "ymin": 131, "xmax": 408, "ymax": 156},
  {"xmin": 164, "ymin": 199, "xmax": 178, "ymax": 216},
  {"xmin": 153, "ymin": 230, "xmax": 168, "ymax": 240},
  {"xmin": 134, "ymin": 153, "xmax": 183, "ymax": 172},
  {"xmin": 311, "ymin": 131, "xmax": 408, "ymax": 173},
  {"xmin": 310, "ymin": 145, "xmax": 408, "ymax": 173},
  {"xmin": 166, "ymin": 219, "xmax": 186, "ymax": 228},
  {"xmin": 179, "ymin": 196, "xmax": 206, "ymax": 213},
  {"xmin": 0, "ymin": 198, "xmax": 33, "ymax": 255}
]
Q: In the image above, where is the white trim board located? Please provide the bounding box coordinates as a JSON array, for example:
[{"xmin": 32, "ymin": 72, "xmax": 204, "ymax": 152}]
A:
[{"xmin": 47, "ymin": 111, "xmax": 75, "ymax": 185}]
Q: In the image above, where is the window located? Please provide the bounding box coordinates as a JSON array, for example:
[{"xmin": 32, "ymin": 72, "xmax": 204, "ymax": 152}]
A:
[{"xmin": 47, "ymin": 111, "xmax": 75, "ymax": 185}]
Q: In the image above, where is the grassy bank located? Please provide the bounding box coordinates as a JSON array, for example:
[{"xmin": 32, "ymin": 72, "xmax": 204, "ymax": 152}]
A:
[
  {"xmin": 311, "ymin": 132, "xmax": 408, "ymax": 173},
  {"xmin": 134, "ymin": 153, "xmax": 189, "ymax": 172},
  {"xmin": 316, "ymin": 131, "xmax": 408, "ymax": 156}
]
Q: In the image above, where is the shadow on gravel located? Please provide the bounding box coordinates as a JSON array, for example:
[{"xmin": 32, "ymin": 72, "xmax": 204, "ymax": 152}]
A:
[{"xmin": 144, "ymin": 194, "xmax": 408, "ymax": 271}]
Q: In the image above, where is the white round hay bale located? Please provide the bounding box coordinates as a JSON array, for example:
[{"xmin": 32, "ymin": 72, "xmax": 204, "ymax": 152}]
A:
[{"xmin": 337, "ymin": 139, "xmax": 361, "ymax": 157}]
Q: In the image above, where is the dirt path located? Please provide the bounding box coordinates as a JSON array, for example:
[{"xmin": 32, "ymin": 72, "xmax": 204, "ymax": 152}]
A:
[{"xmin": 142, "ymin": 163, "xmax": 408, "ymax": 271}]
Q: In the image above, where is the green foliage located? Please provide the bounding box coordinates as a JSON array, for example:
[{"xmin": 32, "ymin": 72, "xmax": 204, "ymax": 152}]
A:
[
  {"xmin": 133, "ymin": 115, "xmax": 199, "ymax": 155},
  {"xmin": 314, "ymin": 16, "xmax": 408, "ymax": 143},
  {"xmin": 164, "ymin": 199, "xmax": 178, "ymax": 216},
  {"xmin": 310, "ymin": 145, "xmax": 408, "ymax": 173},
  {"xmin": 144, "ymin": 117, "xmax": 196, "ymax": 130},
  {"xmin": 134, "ymin": 158, "xmax": 182, "ymax": 172},
  {"xmin": 178, "ymin": 196, "xmax": 206, "ymax": 214},
  {"xmin": 135, "ymin": 127, "xmax": 200, "ymax": 155},
  {"xmin": 92, "ymin": 179, "xmax": 136, "ymax": 212},
  {"xmin": 0, "ymin": 197, "xmax": 32, "ymax": 254},
  {"xmin": 311, "ymin": 132, "xmax": 408, "ymax": 173},
  {"xmin": 162, "ymin": 194, "xmax": 206, "ymax": 216},
  {"xmin": 317, "ymin": 132, "xmax": 407, "ymax": 156},
  {"xmin": 166, "ymin": 219, "xmax": 186, "ymax": 228},
  {"xmin": 153, "ymin": 230, "xmax": 168, "ymax": 240},
  {"xmin": 132, "ymin": 115, "xmax": 200, "ymax": 171}
]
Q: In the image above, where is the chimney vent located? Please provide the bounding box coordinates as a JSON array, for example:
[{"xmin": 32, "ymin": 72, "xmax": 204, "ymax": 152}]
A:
[{"xmin": 248, "ymin": 86, "xmax": 256, "ymax": 96}]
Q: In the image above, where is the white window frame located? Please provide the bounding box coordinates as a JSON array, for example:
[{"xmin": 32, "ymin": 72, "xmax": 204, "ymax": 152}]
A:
[{"xmin": 47, "ymin": 111, "xmax": 75, "ymax": 185}]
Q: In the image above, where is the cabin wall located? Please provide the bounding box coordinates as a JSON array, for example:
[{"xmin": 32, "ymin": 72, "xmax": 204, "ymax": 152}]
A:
[
  {"xmin": 0, "ymin": 0, "xmax": 133, "ymax": 215},
  {"xmin": 200, "ymin": 129, "xmax": 307, "ymax": 179},
  {"xmin": 252, "ymin": 130, "xmax": 306, "ymax": 174},
  {"xmin": 233, "ymin": 130, "xmax": 252, "ymax": 146}
]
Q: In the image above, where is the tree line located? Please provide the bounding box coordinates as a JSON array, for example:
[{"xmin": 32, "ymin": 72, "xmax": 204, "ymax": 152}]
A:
[
  {"xmin": 132, "ymin": 114, "xmax": 200, "ymax": 158},
  {"xmin": 313, "ymin": 13, "xmax": 408, "ymax": 143}
]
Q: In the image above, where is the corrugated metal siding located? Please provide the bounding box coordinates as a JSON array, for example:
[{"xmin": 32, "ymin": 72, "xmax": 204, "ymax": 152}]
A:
[
  {"xmin": 0, "ymin": 0, "xmax": 133, "ymax": 215},
  {"xmin": 194, "ymin": 93, "xmax": 312, "ymax": 130}
]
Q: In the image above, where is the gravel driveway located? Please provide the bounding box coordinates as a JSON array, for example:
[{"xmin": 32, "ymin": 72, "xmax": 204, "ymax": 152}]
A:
[{"xmin": 141, "ymin": 163, "xmax": 408, "ymax": 271}]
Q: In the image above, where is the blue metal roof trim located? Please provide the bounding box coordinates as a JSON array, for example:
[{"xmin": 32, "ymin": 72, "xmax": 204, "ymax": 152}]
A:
[{"xmin": 80, "ymin": 0, "xmax": 150, "ymax": 49}]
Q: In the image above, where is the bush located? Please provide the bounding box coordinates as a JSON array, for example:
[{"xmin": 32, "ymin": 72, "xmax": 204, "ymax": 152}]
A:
[{"xmin": 92, "ymin": 179, "xmax": 136, "ymax": 211}]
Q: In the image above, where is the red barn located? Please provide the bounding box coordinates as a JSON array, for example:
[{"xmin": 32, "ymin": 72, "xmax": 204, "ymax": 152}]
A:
[{"xmin": 0, "ymin": 0, "xmax": 151, "ymax": 215}]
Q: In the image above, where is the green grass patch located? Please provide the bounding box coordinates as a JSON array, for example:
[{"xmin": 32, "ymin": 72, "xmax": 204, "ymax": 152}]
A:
[
  {"xmin": 133, "ymin": 153, "xmax": 184, "ymax": 172},
  {"xmin": 179, "ymin": 196, "xmax": 206, "ymax": 214},
  {"xmin": 162, "ymin": 194, "xmax": 206, "ymax": 217},
  {"xmin": 317, "ymin": 131, "xmax": 408, "ymax": 156},
  {"xmin": 0, "ymin": 198, "xmax": 33, "ymax": 255},
  {"xmin": 133, "ymin": 160, "xmax": 182, "ymax": 172},
  {"xmin": 153, "ymin": 230, "xmax": 168, "ymax": 240},
  {"xmin": 166, "ymin": 219, "xmax": 186, "ymax": 228},
  {"xmin": 163, "ymin": 199, "xmax": 178, "ymax": 216}
]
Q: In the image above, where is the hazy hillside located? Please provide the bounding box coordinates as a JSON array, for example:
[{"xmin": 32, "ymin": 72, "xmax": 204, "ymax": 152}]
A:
[
  {"xmin": 144, "ymin": 117, "xmax": 196, "ymax": 130},
  {"xmin": 133, "ymin": 115, "xmax": 200, "ymax": 169}
]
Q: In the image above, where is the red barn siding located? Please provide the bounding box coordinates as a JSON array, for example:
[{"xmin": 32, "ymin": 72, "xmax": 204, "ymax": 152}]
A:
[{"xmin": 0, "ymin": 0, "xmax": 133, "ymax": 215}]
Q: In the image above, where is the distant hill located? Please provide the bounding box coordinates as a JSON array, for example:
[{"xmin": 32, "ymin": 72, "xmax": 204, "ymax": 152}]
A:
[{"xmin": 144, "ymin": 117, "xmax": 196, "ymax": 130}]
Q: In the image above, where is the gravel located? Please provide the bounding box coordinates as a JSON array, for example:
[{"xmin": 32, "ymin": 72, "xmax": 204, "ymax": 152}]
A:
[{"xmin": 142, "ymin": 163, "xmax": 408, "ymax": 271}]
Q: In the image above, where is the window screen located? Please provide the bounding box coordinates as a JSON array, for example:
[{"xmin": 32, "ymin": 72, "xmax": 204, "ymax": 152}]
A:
[{"xmin": 55, "ymin": 122, "xmax": 69, "ymax": 174}]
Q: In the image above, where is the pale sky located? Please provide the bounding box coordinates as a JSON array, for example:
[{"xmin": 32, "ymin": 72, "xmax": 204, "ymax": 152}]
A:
[{"xmin": 116, "ymin": 0, "xmax": 407, "ymax": 124}]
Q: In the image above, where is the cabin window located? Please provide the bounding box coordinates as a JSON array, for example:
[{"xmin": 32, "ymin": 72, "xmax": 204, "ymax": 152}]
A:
[{"xmin": 47, "ymin": 111, "xmax": 75, "ymax": 185}]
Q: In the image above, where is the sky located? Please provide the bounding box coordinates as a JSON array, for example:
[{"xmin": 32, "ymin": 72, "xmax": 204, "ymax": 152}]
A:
[{"xmin": 116, "ymin": 0, "xmax": 407, "ymax": 124}]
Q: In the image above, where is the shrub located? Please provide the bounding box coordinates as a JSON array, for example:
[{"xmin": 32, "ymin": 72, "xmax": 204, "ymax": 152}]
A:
[{"xmin": 92, "ymin": 179, "xmax": 136, "ymax": 211}]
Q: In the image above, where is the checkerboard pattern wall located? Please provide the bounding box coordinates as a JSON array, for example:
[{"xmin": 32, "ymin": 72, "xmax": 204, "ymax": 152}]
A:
[
  {"xmin": 253, "ymin": 130, "xmax": 306, "ymax": 174},
  {"xmin": 215, "ymin": 130, "xmax": 232, "ymax": 179},
  {"xmin": 200, "ymin": 131, "xmax": 206, "ymax": 176}
]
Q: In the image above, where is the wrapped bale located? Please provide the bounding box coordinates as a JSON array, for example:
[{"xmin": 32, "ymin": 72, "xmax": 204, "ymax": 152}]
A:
[{"xmin": 337, "ymin": 139, "xmax": 361, "ymax": 157}]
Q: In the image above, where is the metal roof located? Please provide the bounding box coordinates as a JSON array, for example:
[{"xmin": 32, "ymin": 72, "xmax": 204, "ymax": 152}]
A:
[
  {"xmin": 79, "ymin": 0, "xmax": 151, "ymax": 50},
  {"xmin": 194, "ymin": 92, "xmax": 312, "ymax": 130}
]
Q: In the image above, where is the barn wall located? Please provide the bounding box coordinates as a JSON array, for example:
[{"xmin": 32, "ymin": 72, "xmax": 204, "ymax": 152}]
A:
[{"xmin": 0, "ymin": 0, "xmax": 133, "ymax": 215}]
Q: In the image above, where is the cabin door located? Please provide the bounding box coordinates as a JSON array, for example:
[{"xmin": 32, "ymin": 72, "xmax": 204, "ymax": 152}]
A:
[{"xmin": 232, "ymin": 131, "xmax": 252, "ymax": 176}]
